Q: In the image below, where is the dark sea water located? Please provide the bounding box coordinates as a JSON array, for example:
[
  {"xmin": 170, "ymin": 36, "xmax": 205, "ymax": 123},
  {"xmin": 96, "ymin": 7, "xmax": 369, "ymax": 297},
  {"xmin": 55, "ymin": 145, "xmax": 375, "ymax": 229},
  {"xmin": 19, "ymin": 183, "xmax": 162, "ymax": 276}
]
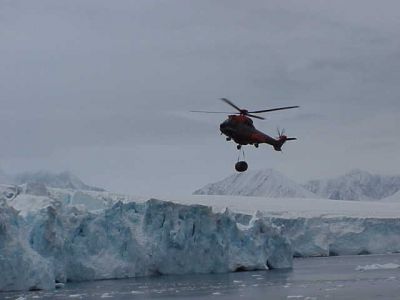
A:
[{"xmin": 2, "ymin": 253, "xmax": 400, "ymax": 300}]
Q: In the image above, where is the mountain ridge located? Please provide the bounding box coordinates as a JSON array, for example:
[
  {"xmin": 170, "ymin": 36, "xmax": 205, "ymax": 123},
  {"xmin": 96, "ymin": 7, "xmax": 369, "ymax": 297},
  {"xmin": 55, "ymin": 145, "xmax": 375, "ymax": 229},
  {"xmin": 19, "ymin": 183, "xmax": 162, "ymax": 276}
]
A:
[
  {"xmin": 194, "ymin": 168, "xmax": 400, "ymax": 201},
  {"xmin": 304, "ymin": 169, "xmax": 400, "ymax": 201},
  {"xmin": 194, "ymin": 168, "xmax": 317, "ymax": 198},
  {"xmin": 0, "ymin": 170, "xmax": 104, "ymax": 192}
]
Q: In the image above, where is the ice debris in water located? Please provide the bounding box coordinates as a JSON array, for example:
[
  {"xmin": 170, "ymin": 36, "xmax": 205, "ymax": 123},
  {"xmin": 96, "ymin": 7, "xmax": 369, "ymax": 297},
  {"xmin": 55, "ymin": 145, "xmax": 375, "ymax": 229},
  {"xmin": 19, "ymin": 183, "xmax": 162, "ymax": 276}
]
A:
[{"xmin": 356, "ymin": 263, "xmax": 400, "ymax": 271}]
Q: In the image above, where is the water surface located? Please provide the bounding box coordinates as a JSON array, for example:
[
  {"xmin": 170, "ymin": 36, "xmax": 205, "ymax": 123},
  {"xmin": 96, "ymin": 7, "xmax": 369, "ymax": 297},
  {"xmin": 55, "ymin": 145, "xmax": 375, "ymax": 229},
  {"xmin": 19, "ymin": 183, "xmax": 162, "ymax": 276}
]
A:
[{"xmin": 3, "ymin": 253, "xmax": 400, "ymax": 299}]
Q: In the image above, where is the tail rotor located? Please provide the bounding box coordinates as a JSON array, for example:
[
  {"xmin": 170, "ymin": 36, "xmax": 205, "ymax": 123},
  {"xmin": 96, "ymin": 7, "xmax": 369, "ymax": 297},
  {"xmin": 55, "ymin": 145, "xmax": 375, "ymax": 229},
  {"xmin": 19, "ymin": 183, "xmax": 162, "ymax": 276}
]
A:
[
  {"xmin": 277, "ymin": 127, "xmax": 296, "ymax": 141},
  {"xmin": 274, "ymin": 127, "xmax": 296, "ymax": 151}
]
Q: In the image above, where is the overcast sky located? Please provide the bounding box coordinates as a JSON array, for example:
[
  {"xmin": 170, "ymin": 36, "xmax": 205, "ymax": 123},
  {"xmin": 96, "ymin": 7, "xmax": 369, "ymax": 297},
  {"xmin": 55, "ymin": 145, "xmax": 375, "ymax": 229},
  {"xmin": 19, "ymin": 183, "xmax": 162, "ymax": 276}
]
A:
[{"xmin": 1, "ymin": 0, "xmax": 399, "ymax": 195}]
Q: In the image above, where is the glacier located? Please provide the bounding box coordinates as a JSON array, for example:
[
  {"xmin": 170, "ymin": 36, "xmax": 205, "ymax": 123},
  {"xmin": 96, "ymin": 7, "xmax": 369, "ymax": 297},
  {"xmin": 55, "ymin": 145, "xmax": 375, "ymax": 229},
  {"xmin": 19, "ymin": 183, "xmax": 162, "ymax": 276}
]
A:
[
  {"xmin": 263, "ymin": 215, "xmax": 400, "ymax": 257},
  {"xmin": 2, "ymin": 186, "xmax": 400, "ymax": 292},
  {"xmin": 0, "ymin": 194, "xmax": 292, "ymax": 292},
  {"xmin": 0, "ymin": 199, "xmax": 54, "ymax": 291},
  {"xmin": 167, "ymin": 195, "xmax": 400, "ymax": 257}
]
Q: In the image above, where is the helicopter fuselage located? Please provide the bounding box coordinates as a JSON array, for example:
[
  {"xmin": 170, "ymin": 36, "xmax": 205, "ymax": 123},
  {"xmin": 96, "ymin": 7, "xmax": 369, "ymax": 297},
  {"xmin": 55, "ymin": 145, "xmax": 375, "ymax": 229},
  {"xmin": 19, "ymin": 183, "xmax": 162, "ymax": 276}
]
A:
[{"xmin": 220, "ymin": 115, "xmax": 287, "ymax": 151}]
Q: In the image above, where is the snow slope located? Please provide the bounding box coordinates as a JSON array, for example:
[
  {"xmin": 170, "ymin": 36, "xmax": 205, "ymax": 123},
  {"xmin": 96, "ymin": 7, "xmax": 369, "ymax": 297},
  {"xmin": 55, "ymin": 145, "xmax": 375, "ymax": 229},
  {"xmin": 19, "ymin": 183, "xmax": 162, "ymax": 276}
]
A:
[
  {"xmin": 304, "ymin": 169, "xmax": 400, "ymax": 201},
  {"xmin": 381, "ymin": 190, "xmax": 400, "ymax": 202},
  {"xmin": 13, "ymin": 171, "xmax": 104, "ymax": 191},
  {"xmin": 194, "ymin": 169, "xmax": 316, "ymax": 198},
  {"xmin": 194, "ymin": 169, "xmax": 400, "ymax": 201}
]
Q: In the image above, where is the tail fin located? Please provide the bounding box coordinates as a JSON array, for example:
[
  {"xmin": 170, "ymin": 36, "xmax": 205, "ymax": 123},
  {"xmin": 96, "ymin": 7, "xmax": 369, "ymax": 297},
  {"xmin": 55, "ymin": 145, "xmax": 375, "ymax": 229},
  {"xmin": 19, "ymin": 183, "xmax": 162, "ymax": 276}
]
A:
[{"xmin": 273, "ymin": 135, "xmax": 296, "ymax": 151}]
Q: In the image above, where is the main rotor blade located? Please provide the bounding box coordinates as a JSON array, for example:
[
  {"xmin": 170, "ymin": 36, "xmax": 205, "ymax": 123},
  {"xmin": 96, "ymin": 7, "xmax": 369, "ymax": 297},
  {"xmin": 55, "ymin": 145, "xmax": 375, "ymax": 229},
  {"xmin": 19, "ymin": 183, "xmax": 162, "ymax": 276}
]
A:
[
  {"xmin": 247, "ymin": 114, "xmax": 265, "ymax": 120},
  {"xmin": 190, "ymin": 110, "xmax": 234, "ymax": 114},
  {"xmin": 220, "ymin": 98, "xmax": 242, "ymax": 112},
  {"xmin": 249, "ymin": 106, "xmax": 299, "ymax": 113}
]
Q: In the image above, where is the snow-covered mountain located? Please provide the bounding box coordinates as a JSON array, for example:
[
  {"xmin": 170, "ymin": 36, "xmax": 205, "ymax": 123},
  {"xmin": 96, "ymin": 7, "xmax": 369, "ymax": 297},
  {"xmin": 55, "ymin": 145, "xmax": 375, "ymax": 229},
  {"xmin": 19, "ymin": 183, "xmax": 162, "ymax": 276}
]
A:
[
  {"xmin": 304, "ymin": 169, "xmax": 400, "ymax": 201},
  {"xmin": 14, "ymin": 171, "xmax": 104, "ymax": 192},
  {"xmin": 193, "ymin": 169, "xmax": 317, "ymax": 198},
  {"xmin": 382, "ymin": 190, "xmax": 400, "ymax": 202}
]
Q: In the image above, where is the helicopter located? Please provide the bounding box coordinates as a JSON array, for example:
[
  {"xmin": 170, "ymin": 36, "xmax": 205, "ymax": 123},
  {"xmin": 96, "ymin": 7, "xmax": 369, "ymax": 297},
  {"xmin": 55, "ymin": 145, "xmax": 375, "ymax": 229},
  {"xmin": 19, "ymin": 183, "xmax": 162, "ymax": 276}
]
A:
[{"xmin": 192, "ymin": 98, "xmax": 299, "ymax": 172}]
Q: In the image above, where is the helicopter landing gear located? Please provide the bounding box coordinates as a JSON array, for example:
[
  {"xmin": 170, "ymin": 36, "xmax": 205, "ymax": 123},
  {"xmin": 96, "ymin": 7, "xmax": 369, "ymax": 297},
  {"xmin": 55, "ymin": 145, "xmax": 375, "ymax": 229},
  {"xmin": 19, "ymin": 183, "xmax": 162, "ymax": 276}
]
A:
[
  {"xmin": 235, "ymin": 147, "xmax": 248, "ymax": 172},
  {"xmin": 254, "ymin": 143, "xmax": 259, "ymax": 148}
]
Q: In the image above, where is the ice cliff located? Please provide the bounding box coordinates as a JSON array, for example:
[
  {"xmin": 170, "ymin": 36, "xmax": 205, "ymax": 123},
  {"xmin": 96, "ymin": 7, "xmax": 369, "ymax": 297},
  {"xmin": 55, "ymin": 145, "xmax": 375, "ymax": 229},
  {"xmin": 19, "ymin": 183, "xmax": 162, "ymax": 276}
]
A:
[
  {"xmin": 262, "ymin": 215, "xmax": 400, "ymax": 257},
  {"xmin": 3, "ymin": 186, "xmax": 400, "ymax": 292},
  {"xmin": 172, "ymin": 195, "xmax": 400, "ymax": 258},
  {"xmin": 0, "ymin": 199, "xmax": 54, "ymax": 291},
  {"xmin": 0, "ymin": 196, "xmax": 292, "ymax": 291}
]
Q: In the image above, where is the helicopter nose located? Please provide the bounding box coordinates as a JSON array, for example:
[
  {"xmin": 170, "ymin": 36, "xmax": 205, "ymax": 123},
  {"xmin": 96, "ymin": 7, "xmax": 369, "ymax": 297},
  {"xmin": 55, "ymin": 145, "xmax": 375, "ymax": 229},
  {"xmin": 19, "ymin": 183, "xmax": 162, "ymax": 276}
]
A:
[
  {"xmin": 220, "ymin": 123, "xmax": 228, "ymax": 136},
  {"xmin": 220, "ymin": 121, "xmax": 227, "ymax": 131}
]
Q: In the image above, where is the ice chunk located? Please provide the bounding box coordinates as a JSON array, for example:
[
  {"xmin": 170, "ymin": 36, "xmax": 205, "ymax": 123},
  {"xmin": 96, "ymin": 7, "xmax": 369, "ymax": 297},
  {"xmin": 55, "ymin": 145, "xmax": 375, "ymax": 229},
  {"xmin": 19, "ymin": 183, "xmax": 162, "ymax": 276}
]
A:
[{"xmin": 356, "ymin": 263, "xmax": 400, "ymax": 271}]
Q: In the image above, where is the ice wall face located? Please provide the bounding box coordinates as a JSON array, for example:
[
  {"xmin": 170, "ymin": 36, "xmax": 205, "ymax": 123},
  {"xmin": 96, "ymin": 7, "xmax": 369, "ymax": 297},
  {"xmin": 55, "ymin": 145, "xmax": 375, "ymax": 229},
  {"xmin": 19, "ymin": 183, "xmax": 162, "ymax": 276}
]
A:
[
  {"xmin": 139, "ymin": 201, "xmax": 292, "ymax": 274},
  {"xmin": 0, "ymin": 199, "xmax": 54, "ymax": 291},
  {"xmin": 0, "ymin": 199, "xmax": 292, "ymax": 291},
  {"xmin": 263, "ymin": 216, "xmax": 400, "ymax": 257}
]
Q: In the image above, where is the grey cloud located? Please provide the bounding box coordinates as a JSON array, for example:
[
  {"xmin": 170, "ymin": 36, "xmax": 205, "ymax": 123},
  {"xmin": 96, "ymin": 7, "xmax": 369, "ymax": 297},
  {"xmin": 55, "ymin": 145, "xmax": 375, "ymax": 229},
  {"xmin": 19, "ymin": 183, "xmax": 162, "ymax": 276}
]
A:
[{"xmin": 1, "ymin": 0, "xmax": 400, "ymax": 193}]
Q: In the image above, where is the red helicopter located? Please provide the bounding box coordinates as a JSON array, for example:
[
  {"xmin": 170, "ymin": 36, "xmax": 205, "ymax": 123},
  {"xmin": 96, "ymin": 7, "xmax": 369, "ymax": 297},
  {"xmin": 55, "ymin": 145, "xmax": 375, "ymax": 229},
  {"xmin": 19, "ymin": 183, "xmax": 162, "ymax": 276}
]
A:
[{"xmin": 192, "ymin": 98, "xmax": 299, "ymax": 172}]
